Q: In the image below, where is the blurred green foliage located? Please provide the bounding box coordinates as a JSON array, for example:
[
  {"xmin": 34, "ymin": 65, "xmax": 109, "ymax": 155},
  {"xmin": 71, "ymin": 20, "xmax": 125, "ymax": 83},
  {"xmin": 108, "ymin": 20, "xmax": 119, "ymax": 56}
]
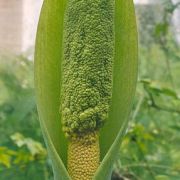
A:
[
  {"xmin": 113, "ymin": 1, "xmax": 180, "ymax": 180},
  {"xmin": 0, "ymin": 0, "xmax": 180, "ymax": 179},
  {"xmin": 0, "ymin": 54, "xmax": 53, "ymax": 179}
]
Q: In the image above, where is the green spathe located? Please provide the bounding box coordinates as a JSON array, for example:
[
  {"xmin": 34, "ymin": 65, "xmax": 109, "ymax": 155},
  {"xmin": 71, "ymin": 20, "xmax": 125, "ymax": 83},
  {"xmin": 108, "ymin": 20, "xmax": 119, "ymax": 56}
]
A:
[{"xmin": 34, "ymin": 0, "xmax": 138, "ymax": 179}]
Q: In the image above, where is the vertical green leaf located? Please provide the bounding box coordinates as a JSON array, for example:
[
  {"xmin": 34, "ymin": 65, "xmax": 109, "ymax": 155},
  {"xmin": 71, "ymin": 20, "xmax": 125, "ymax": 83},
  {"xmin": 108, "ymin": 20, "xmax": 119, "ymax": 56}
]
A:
[{"xmin": 34, "ymin": 0, "xmax": 70, "ymax": 179}]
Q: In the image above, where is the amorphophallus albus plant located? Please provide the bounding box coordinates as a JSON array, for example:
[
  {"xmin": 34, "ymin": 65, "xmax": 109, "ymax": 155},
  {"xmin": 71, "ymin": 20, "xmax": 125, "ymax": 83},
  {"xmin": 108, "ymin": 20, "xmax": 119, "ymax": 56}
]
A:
[{"xmin": 34, "ymin": 0, "xmax": 138, "ymax": 179}]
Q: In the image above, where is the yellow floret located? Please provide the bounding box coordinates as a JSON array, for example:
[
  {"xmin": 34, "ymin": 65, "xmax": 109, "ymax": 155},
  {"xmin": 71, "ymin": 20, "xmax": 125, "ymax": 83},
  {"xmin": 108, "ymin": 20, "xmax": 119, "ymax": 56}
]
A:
[{"xmin": 68, "ymin": 133, "xmax": 99, "ymax": 180}]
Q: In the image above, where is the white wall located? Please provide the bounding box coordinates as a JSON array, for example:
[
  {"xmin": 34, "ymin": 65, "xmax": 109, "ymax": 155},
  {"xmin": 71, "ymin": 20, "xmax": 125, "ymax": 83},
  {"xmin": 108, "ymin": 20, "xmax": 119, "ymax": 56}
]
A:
[
  {"xmin": 172, "ymin": 1, "xmax": 180, "ymax": 43},
  {"xmin": 22, "ymin": 0, "xmax": 43, "ymax": 52},
  {"xmin": 134, "ymin": 0, "xmax": 149, "ymax": 4},
  {"xmin": 0, "ymin": 0, "xmax": 23, "ymax": 53}
]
